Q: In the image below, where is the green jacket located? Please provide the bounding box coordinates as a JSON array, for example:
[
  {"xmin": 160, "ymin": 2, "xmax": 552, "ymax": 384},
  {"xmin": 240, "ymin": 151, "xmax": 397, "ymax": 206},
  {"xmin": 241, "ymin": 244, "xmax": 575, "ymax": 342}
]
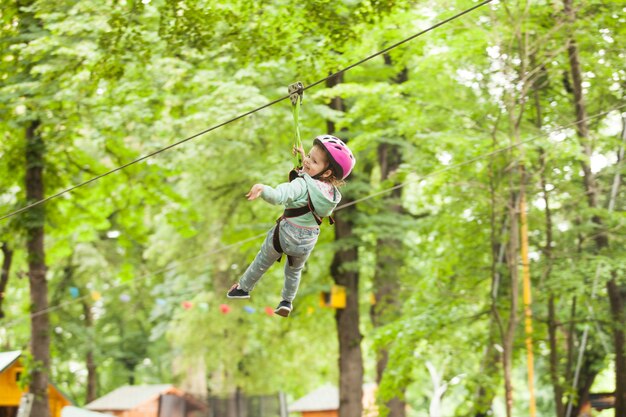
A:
[{"xmin": 261, "ymin": 172, "xmax": 341, "ymax": 227}]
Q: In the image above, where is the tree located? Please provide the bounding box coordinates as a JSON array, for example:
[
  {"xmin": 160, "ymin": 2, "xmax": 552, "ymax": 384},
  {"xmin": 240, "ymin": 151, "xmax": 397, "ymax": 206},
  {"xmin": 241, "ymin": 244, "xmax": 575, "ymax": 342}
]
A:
[{"xmin": 562, "ymin": 0, "xmax": 624, "ymax": 413}]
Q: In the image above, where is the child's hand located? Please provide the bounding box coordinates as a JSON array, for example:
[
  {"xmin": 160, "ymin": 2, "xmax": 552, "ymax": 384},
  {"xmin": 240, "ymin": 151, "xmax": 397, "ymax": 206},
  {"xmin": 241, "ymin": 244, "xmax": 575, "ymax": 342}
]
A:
[
  {"xmin": 246, "ymin": 184, "xmax": 264, "ymax": 201},
  {"xmin": 292, "ymin": 145, "xmax": 305, "ymax": 160}
]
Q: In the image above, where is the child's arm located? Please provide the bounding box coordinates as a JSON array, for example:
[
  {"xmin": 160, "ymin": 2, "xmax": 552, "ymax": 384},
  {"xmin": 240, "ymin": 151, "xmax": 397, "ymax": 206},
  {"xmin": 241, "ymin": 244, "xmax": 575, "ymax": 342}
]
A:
[
  {"xmin": 246, "ymin": 179, "xmax": 306, "ymax": 205},
  {"xmin": 246, "ymin": 184, "xmax": 265, "ymax": 200}
]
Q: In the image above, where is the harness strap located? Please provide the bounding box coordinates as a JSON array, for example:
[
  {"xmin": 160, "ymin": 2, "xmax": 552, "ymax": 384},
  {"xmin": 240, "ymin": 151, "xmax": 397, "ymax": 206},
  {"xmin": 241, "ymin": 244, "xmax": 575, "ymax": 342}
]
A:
[
  {"xmin": 288, "ymin": 168, "xmax": 300, "ymax": 182},
  {"xmin": 283, "ymin": 205, "xmax": 311, "ymax": 218},
  {"xmin": 283, "ymin": 194, "xmax": 323, "ymax": 226},
  {"xmin": 272, "ymin": 217, "xmax": 294, "ymax": 266}
]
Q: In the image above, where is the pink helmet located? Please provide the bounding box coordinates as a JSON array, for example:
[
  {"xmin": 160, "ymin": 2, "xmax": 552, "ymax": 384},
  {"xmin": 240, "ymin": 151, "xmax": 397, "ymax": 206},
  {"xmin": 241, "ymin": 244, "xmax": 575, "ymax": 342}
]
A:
[{"xmin": 313, "ymin": 135, "xmax": 356, "ymax": 179}]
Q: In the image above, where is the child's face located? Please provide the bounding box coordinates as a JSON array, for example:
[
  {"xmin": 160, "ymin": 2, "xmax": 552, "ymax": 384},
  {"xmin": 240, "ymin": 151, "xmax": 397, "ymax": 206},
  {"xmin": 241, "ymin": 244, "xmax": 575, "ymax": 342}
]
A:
[{"xmin": 303, "ymin": 145, "xmax": 331, "ymax": 178}]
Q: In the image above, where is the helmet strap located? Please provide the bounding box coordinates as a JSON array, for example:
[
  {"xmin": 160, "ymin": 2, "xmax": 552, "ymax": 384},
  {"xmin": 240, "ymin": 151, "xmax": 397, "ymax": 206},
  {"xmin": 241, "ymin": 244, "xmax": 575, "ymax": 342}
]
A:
[{"xmin": 312, "ymin": 165, "xmax": 331, "ymax": 181}]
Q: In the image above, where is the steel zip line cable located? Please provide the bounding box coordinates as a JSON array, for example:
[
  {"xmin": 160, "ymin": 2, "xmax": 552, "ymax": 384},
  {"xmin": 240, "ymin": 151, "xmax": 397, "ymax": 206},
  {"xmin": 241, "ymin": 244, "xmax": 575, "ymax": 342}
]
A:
[
  {"xmin": 4, "ymin": 104, "xmax": 622, "ymax": 329},
  {"xmin": 0, "ymin": 0, "xmax": 493, "ymax": 222}
]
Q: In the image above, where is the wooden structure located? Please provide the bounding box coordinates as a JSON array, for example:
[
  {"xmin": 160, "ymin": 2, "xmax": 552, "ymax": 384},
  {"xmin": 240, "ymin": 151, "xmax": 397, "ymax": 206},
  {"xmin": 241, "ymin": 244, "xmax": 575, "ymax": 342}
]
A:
[
  {"xmin": 208, "ymin": 392, "xmax": 286, "ymax": 417},
  {"xmin": 288, "ymin": 384, "xmax": 377, "ymax": 417},
  {"xmin": 85, "ymin": 384, "xmax": 208, "ymax": 417},
  {"xmin": 579, "ymin": 392, "xmax": 615, "ymax": 415},
  {"xmin": 0, "ymin": 350, "xmax": 71, "ymax": 417}
]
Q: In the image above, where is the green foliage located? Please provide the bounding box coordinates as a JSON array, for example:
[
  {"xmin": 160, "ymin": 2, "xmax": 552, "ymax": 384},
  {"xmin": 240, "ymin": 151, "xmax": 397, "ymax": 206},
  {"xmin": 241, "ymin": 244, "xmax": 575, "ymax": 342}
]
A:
[{"xmin": 0, "ymin": 0, "xmax": 624, "ymax": 415}]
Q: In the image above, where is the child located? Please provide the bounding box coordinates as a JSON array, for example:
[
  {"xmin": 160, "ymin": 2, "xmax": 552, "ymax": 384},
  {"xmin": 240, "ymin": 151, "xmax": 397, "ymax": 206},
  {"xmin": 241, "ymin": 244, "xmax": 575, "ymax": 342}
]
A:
[{"xmin": 227, "ymin": 135, "xmax": 356, "ymax": 317}]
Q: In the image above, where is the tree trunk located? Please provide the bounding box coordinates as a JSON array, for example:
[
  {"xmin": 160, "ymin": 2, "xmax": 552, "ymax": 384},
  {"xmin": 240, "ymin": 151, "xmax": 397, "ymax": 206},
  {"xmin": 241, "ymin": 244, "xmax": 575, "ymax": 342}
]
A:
[
  {"xmin": 484, "ymin": 126, "xmax": 505, "ymax": 417},
  {"xmin": 374, "ymin": 350, "xmax": 406, "ymax": 417},
  {"xmin": 331, "ymin": 212, "xmax": 363, "ymax": 417},
  {"xmin": 82, "ymin": 300, "xmax": 98, "ymax": 403},
  {"xmin": 503, "ymin": 191, "xmax": 520, "ymax": 417},
  {"xmin": 562, "ymin": 1, "xmax": 621, "ymax": 413},
  {"xmin": 566, "ymin": 358, "xmax": 600, "ymax": 417},
  {"xmin": 503, "ymin": 106, "xmax": 523, "ymax": 417},
  {"xmin": 370, "ymin": 172, "xmax": 406, "ymax": 417},
  {"xmin": 563, "ymin": 5, "xmax": 605, "ymax": 244},
  {"xmin": 327, "ymin": 72, "xmax": 364, "ymax": 417},
  {"xmin": 607, "ymin": 274, "xmax": 626, "ymax": 413},
  {"xmin": 539, "ymin": 149, "xmax": 565, "ymax": 417},
  {"xmin": 565, "ymin": 297, "xmax": 577, "ymax": 387},
  {"xmin": 547, "ymin": 296, "xmax": 564, "ymax": 417},
  {"xmin": 368, "ymin": 54, "xmax": 407, "ymax": 417},
  {"xmin": 425, "ymin": 362, "xmax": 448, "ymax": 417},
  {"xmin": 606, "ymin": 117, "xmax": 626, "ymax": 415},
  {"xmin": 472, "ymin": 324, "xmax": 500, "ymax": 416},
  {"xmin": 519, "ymin": 184, "xmax": 537, "ymax": 417},
  {"xmin": 25, "ymin": 120, "xmax": 51, "ymax": 417},
  {"xmin": 0, "ymin": 243, "xmax": 13, "ymax": 319}
]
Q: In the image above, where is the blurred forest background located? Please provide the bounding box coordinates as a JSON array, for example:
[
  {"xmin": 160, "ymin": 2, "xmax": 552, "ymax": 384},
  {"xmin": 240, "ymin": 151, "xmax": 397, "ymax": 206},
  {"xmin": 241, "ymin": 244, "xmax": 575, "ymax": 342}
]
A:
[{"xmin": 0, "ymin": 0, "xmax": 624, "ymax": 416}]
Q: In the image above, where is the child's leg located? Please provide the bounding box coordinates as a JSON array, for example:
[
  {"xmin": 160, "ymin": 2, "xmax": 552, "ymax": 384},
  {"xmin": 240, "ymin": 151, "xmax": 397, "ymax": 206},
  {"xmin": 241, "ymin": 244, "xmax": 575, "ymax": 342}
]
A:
[
  {"xmin": 278, "ymin": 221, "xmax": 320, "ymax": 302},
  {"xmin": 238, "ymin": 227, "xmax": 281, "ymax": 292},
  {"xmin": 281, "ymin": 254, "xmax": 311, "ymax": 302}
]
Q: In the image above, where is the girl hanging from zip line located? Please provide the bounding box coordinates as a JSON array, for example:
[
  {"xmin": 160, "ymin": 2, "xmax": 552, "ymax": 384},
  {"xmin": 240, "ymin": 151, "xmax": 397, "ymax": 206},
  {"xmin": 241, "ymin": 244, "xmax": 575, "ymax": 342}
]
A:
[{"xmin": 227, "ymin": 135, "xmax": 356, "ymax": 317}]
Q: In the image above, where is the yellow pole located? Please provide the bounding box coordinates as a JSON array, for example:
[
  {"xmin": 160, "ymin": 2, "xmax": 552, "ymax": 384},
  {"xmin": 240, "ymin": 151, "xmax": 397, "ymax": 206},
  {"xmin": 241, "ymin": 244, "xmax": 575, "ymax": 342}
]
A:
[{"xmin": 520, "ymin": 191, "xmax": 537, "ymax": 417}]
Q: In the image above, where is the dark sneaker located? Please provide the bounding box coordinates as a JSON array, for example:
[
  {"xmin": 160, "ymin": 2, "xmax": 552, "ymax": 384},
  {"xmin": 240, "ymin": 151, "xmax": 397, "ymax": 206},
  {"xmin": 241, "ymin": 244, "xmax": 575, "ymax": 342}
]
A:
[
  {"xmin": 274, "ymin": 300, "xmax": 292, "ymax": 317},
  {"xmin": 227, "ymin": 283, "xmax": 250, "ymax": 299}
]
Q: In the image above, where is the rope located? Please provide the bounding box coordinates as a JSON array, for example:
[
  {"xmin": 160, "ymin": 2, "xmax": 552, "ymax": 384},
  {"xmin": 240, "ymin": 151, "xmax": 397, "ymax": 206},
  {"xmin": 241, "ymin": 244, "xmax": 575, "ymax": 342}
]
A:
[
  {"xmin": 293, "ymin": 99, "xmax": 302, "ymax": 167},
  {"xmin": 3, "ymin": 105, "xmax": 621, "ymax": 329},
  {"xmin": 289, "ymin": 82, "xmax": 304, "ymax": 167},
  {"xmin": 0, "ymin": 0, "xmax": 493, "ymax": 222}
]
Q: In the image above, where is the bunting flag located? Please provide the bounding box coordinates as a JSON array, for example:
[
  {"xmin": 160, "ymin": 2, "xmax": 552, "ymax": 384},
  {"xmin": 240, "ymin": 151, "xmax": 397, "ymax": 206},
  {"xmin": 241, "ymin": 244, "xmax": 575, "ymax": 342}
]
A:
[
  {"xmin": 64, "ymin": 290, "xmax": 334, "ymax": 318},
  {"xmin": 69, "ymin": 287, "xmax": 79, "ymax": 299}
]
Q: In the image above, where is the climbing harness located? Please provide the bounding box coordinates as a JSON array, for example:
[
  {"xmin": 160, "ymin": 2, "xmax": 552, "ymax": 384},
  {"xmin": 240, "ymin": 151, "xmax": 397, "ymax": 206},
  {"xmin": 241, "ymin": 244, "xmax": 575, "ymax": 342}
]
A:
[
  {"xmin": 272, "ymin": 193, "xmax": 333, "ymax": 267},
  {"xmin": 272, "ymin": 182, "xmax": 337, "ymax": 266}
]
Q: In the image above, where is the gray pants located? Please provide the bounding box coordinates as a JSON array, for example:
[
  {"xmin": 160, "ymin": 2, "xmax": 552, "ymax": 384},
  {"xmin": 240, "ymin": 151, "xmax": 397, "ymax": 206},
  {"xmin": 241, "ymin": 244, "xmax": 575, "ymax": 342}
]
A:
[{"xmin": 239, "ymin": 219, "xmax": 320, "ymax": 302}]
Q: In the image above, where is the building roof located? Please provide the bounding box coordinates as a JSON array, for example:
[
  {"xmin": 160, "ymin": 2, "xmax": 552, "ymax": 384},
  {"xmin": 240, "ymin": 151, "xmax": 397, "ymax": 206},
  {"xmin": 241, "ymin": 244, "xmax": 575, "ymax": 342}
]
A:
[
  {"xmin": 289, "ymin": 385, "xmax": 338, "ymax": 412},
  {"xmin": 289, "ymin": 383, "xmax": 378, "ymax": 413},
  {"xmin": 61, "ymin": 406, "xmax": 111, "ymax": 417},
  {"xmin": 86, "ymin": 384, "xmax": 174, "ymax": 411},
  {"xmin": 0, "ymin": 350, "xmax": 73, "ymax": 405},
  {"xmin": 0, "ymin": 350, "xmax": 21, "ymax": 373}
]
